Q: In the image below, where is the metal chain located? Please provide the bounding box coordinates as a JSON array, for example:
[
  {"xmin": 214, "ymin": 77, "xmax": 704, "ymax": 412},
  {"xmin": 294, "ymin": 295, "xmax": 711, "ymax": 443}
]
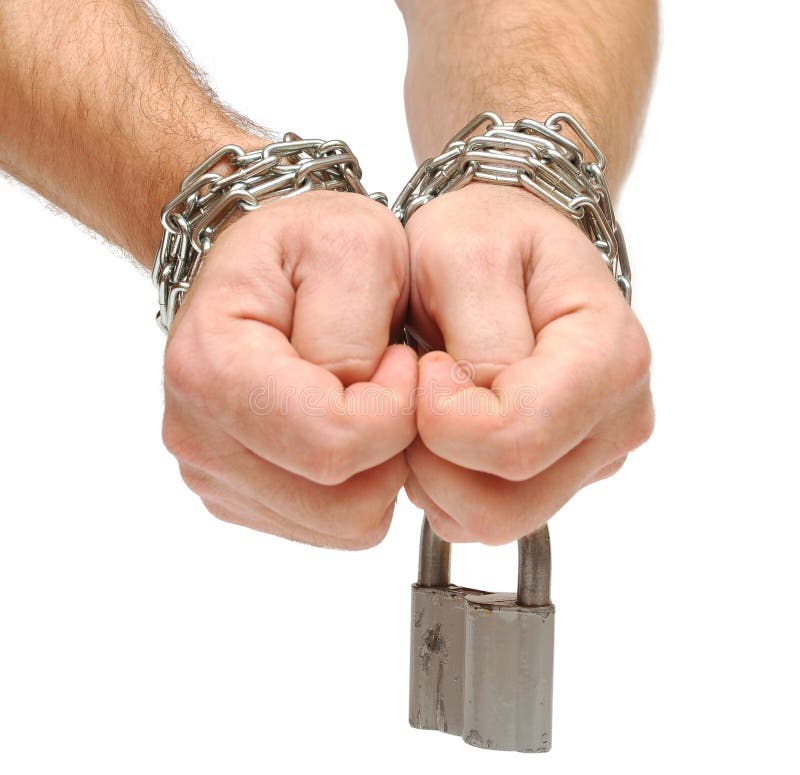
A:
[
  {"xmin": 152, "ymin": 133, "xmax": 387, "ymax": 333},
  {"xmin": 392, "ymin": 111, "xmax": 632, "ymax": 304}
]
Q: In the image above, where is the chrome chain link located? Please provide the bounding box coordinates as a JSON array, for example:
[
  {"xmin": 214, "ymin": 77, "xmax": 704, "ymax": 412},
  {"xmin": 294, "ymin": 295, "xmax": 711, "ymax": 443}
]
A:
[
  {"xmin": 154, "ymin": 115, "xmax": 629, "ymax": 333},
  {"xmin": 392, "ymin": 112, "xmax": 632, "ymax": 303},
  {"xmin": 152, "ymin": 134, "xmax": 387, "ymax": 333}
]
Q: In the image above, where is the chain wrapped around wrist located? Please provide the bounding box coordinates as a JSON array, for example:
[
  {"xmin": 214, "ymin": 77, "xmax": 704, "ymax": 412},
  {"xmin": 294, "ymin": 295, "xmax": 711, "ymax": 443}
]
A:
[
  {"xmin": 392, "ymin": 111, "xmax": 632, "ymax": 304},
  {"xmin": 152, "ymin": 134, "xmax": 387, "ymax": 333}
]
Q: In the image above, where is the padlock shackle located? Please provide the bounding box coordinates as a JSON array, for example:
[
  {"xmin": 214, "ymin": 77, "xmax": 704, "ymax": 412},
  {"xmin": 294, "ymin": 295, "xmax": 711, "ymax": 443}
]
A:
[
  {"xmin": 417, "ymin": 515, "xmax": 552, "ymax": 606},
  {"xmin": 517, "ymin": 526, "xmax": 551, "ymax": 607},
  {"xmin": 417, "ymin": 513, "xmax": 451, "ymax": 587}
]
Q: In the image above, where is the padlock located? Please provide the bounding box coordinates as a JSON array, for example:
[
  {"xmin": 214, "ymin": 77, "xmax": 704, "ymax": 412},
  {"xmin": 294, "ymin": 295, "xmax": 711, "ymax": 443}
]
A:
[{"xmin": 409, "ymin": 515, "xmax": 555, "ymax": 753}]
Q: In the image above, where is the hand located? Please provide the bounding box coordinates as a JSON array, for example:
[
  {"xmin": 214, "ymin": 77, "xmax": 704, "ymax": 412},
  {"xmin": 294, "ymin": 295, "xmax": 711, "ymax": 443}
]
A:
[
  {"xmin": 161, "ymin": 191, "xmax": 417, "ymax": 549},
  {"xmin": 403, "ymin": 184, "xmax": 654, "ymax": 544}
]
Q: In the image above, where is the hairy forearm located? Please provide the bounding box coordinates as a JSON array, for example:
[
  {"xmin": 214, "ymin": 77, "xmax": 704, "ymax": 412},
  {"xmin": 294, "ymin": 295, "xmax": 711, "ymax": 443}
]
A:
[
  {"xmin": 397, "ymin": 0, "xmax": 658, "ymax": 192},
  {"xmin": 0, "ymin": 0, "xmax": 264, "ymax": 265}
]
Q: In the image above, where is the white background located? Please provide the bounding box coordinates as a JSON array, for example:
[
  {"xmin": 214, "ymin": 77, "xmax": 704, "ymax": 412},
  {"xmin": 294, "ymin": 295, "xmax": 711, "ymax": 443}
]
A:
[{"xmin": 1, "ymin": 1, "xmax": 798, "ymax": 772}]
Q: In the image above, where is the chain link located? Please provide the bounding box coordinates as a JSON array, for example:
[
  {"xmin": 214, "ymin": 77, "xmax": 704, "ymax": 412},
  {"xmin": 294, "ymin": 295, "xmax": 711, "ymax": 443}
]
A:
[
  {"xmin": 154, "ymin": 115, "xmax": 630, "ymax": 333},
  {"xmin": 392, "ymin": 112, "xmax": 632, "ymax": 304},
  {"xmin": 152, "ymin": 133, "xmax": 387, "ymax": 333}
]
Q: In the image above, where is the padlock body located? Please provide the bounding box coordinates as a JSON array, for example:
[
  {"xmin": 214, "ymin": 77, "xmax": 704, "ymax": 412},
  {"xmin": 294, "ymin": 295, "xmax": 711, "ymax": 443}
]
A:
[
  {"xmin": 462, "ymin": 593, "xmax": 555, "ymax": 752},
  {"xmin": 409, "ymin": 584, "xmax": 480, "ymax": 735}
]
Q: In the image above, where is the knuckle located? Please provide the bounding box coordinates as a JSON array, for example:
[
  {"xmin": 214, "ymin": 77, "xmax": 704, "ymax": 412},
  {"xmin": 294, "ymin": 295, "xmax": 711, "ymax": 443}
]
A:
[
  {"xmin": 200, "ymin": 497, "xmax": 241, "ymax": 528},
  {"xmin": 338, "ymin": 501, "xmax": 393, "ymax": 547},
  {"xmin": 451, "ymin": 498, "xmax": 500, "ymax": 544},
  {"xmin": 423, "ymin": 507, "xmax": 468, "ymax": 544},
  {"xmin": 596, "ymin": 456, "xmax": 628, "ymax": 481},
  {"xmin": 418, "ymin": 413, "xmax": 545, "ymax": 483},
  {"xmin": 617, "ymin": 316, "xmax": 652, "ymax": 389},
  {"xmin": 319, "ymin": 460, "xmax": 404, "ymax": 544},
  {"xmin": 303, "ymin": 424, "xmax": 359, "ymax": 485},
  {"xmin": 463, "ymin": 512, "xmax": 518, "ymax": 546},
  {"xmin": 177, "ymin": 462, "xmax": 199, "ymax": 489},
  {"xmin": 490, "ymin": 421, "xmax": 549, "ymax": 482},
  {"xmin": 423, "ymin": 507, "xmax": 448, "ymax": 535},
  {"xmin": 460, "ymin": 492, "xmax": 547, "ymax": 546},
  {"xmin": 163, "ymin": 329, "xmax": 206, "ymax": 402},
  {"xmin": 495, "ymin": 440, "xmax": 539, "ymax": 482},
  {"xmin": 627, "ymin": 398, "xmax": 656, "ymax": 450},
  {"xmin": 161, "ymin": 417, "xmax": 197, "ymax": 464},
  {"xmin": 177, "ymin": 463, "xmax": 212, "ymax": 496}
]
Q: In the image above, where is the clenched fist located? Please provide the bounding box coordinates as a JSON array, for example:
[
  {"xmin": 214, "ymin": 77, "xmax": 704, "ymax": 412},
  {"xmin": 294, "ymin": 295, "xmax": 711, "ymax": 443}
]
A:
[
  {"xmin": 161, "ymin": 192, "xmax": 417, "ymax": 549},
  {"xmin": 403, "ymin": 184, "xmax": 654, "ymax": 545}
]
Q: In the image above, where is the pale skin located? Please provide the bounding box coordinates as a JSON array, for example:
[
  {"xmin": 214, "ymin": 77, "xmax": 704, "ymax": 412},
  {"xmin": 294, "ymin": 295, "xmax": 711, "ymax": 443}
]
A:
[{"xmin": 0, "ymin": 0, "xmax": 658, "ymax": 548}]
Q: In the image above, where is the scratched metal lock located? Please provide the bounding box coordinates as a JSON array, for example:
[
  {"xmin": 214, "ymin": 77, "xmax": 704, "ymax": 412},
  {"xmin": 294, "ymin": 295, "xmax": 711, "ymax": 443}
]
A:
[{"xmin": 409, "ymin": 515, "xmax": 555, "ymax": 753}]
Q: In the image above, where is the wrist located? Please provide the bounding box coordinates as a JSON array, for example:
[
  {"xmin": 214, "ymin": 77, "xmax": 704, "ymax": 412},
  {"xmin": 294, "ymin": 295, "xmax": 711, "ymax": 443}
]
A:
[
  {"xmin": 394, "ymin": 111, "xmax": 631, "ymax": 302},
  {"xmin": 128, "ymin": 124, "xmax": 267, "ymax": 267},
  {"xmin": 151, "ymin": 131, "xmax": 388, "ymax": 334}
]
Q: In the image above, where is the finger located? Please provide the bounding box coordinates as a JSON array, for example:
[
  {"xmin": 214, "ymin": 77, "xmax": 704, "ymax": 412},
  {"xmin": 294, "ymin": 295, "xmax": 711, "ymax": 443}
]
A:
[
  {"xmin": 181, "ymin": 450, "xmax": 407, "ymax": 542},
  {"xmin": 180, "ymin": 466, "xmax": 350, "ymax": 546},
  {"xmin": 406, "ymin": 435, "xmax": 611, "ymax": 545},
  {"xmin": 408, "ymin": 186, "xmax": 650, "ymax": 480},
  {"xmin": 403, "ymin": 471, "xmax": 473, "ymax": 543},
  {"xmin": 407, "ymin": 194, "xmax": 534, "ymax": 386},
  {"xmin": 587, "ymin": 455, "xmax": 628, "ymax": 484},
  {"xmin": 416, "ymin": 287, "xmax": 648, "ymax": 482},
  {"xmin": 164, "ymin": 398, "xmax": 408, "ymax": 540},
  {"xmin": 289, "ymin": 194, "xmax": 410, "ymax": 385},
  {"xmin": 198, "ymin": 491, "xmax": 395, "ymax": 551},
  {"xmin": 407, "ymin": 382, "xmax": 653, "ymax": 544},
  {"xmin": 166, "ymin": 194, "xmax": 417, "ymax": 484},
  {"xmin": 166, "ymin": 303, "xmax": 418, "ymax": 484},
  {"xmin": 415, "ymin": 326, "xmax": 600, "ymax": 480}
]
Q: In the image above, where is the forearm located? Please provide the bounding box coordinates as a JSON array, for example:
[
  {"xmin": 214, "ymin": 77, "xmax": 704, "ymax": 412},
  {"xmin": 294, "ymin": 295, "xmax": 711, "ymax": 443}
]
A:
[
  {"xmin": 0, "ymin": 0, "xmax": 264, "ymax": 266},
  {"xmin": 397, "ymin": 0, "xmax": 658, "ymax": 192}
]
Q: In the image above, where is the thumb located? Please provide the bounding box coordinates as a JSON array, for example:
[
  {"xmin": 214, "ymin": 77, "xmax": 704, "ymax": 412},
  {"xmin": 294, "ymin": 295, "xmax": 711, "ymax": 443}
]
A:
[
  {"xmin": 407, "ymin": 190, "xmax": 535, "ymax": 388},
  {"xmin": 289, "ymin": 194, "xmax": 410, "ymax": 386}
]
